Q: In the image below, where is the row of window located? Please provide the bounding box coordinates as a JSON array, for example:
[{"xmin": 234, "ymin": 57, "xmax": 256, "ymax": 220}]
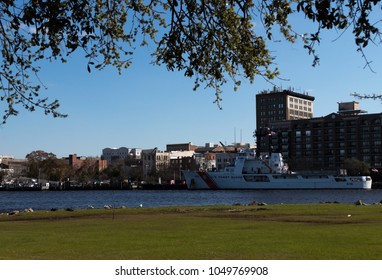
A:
[
  {"xmin": 293, "ymin": 141, "xmax": 382, "ymax": 149},
  {"xmin": 288, "ymin": 97, "xmax": 312, "ymax": 106},
  {"xmin": 292, "ymin": 118, "xmax": 382, "ymax": 129},
  {"xmin": 293, "ymin": 153, "xmax": 380, "ymax": 163},
  {"xmin": 289, "ymin": 105, "xmax": 312, "ymax": 112},
  {"xmin": 293, "ymin": 135, "xmax": 381, "ymax": 141},
  {"xmin": 295, "ymin": 129, "xmax": 381, "ymax": 137},
  {"xmin": 289, "ymin": 111, "xmax": 313, "ymax": 118},
  {"xmin": 258, "ymin": 104, "xmax": 285, "ymax": 109},
  {"xmin": 143, "ymin": 155, "xmax": 169, "ymax": 161}
]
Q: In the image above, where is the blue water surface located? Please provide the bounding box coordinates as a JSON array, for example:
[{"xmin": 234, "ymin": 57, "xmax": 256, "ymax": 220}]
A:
[{"xmin": 1, "ymin": 189, "xmax": 382, "ymax": 212}]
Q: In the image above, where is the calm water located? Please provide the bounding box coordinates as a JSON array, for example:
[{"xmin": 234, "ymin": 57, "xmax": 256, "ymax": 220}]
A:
[{"xmin": 1, "ymin": 189, "xmax": 382, "ymax": 212}]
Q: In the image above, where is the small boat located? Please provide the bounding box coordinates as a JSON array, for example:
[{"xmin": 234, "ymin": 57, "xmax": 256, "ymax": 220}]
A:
[{"xmin": 182, "ymin": 152, "xmax": 372, "ymax": 190}]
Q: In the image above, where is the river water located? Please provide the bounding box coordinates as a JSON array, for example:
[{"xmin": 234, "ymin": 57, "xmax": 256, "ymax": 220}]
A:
[{"xmin": 1, "ymin": 189, "xmax": 382, "ymax": 212}]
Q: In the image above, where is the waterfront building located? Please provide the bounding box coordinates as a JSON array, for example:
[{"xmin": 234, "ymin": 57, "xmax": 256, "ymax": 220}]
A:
[
  {"xmin": 166, "ymin": 142, "xmax": 198, "ymax": 152},
  {"xmin": 216, "ymin": 152, "xmax": 236, "ymax": 170},
  {"xmin": 268, "ymin": 102, "xmax": 382, "ymax": 171},
  {"xmin": 256, "ymin": 87, "xmax": 315, "ymax": 128},
  {"xmin": 195, "ymin": 152, "xmax": 215, "ymax": 171},
  {"xmin": 67, "ymin": 154, "xmax": 107, "ymax": 172},
  {"xmin": 141, "ymin": 148, "xmax": 195, "ymax": 178},
  {"xmin": 168, "ymin": 151, "xmax": 196, "ymax": 181},
  {"xmin": 101, "ymin": 147, "xmax": 142, "ymax": 164},
  {"xmin": 0, "ymin": 156, "xmax": 28, "ymax": 176},
  {"xmin": 256, "ymin": 87, "xmax": 315, "ymax": 154},
  {"xmin": 187, "ymin": 143, "xmax": 254, "ymax": 171},
  {"xmin": 0, "ymin": 155, "xmax": 14, "ymax": 163}
]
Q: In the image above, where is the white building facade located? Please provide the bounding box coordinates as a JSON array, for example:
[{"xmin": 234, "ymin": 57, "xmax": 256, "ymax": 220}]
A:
[{"xmin": 102, "ymin": 147, "xmax": 142, "ymax": 164}]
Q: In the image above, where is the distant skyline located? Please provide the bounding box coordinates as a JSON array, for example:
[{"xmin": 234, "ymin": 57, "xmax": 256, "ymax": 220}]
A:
[{"xmin": 1, "ymin": 17, "xmax": 381, "ymax": 159}]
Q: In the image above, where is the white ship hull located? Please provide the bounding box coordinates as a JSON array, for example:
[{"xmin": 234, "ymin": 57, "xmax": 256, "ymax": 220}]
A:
[
  {"xmin": 182, "ymin": 171, "xmax": 372, "ymax": 190},
  {"xmin": 182, "ymin": 152, "xmax": 372, "ymax": 190}
]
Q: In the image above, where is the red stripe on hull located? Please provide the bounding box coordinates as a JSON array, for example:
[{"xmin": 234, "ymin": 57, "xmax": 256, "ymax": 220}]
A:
[{"xmin": 197, "ymin": 171, "xmax": 218, "ymax": 189}]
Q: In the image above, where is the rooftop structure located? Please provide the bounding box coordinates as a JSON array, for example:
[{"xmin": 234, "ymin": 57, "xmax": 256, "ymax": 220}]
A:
[{"xmin": 337, "ymin": 101, "xmax": 367, "ymax": 116}]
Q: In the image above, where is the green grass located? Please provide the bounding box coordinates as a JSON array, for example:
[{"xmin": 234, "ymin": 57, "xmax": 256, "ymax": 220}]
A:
[{"xmin": 1, "ymin": 204, "xmax": 382, "ymax": 259}]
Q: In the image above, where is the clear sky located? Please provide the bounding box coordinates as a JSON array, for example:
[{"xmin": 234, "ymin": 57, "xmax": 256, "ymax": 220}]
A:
[{"xmin": 1, "ymin": 14, "xmax": 382, "ymax": 159}]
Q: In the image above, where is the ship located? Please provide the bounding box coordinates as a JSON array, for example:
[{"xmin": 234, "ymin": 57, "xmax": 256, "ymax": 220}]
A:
[{"xmin": 182, "ymin": 152, "xmax": 372, "ymax": 190}]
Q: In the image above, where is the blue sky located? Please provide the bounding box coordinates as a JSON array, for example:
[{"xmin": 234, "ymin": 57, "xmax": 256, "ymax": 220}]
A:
[{"xmin": 1, "ymin": 15, "xmax": 382, "ymax": 159}]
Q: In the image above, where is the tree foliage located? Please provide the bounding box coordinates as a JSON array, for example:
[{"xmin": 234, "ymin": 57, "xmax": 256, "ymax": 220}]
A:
[
  {"xmin": 26, "ymin": 150, "xmax": 56, "ymax": 162},
  {"xmin": 344, "ymin": 158, "xmax": 371, "ymax": 175},
  {"xmin": 25, "ymin": 150, "xmax": 62, "ymax": 179},
  {"xmin": 1, "ymin": 0, "xmax": 381, "ymax": 123}
]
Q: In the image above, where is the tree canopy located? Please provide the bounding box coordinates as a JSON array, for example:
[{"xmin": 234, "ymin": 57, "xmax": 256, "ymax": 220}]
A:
[{"xmin": 1, "ymin": 0, "xmax": 381, "ymax": 123}]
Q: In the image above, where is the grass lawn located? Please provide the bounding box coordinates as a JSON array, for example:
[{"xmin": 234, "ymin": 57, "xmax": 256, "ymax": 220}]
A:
[{"xmin": 1, "ymin": 204, "xmax": 382, "ymax": 259}]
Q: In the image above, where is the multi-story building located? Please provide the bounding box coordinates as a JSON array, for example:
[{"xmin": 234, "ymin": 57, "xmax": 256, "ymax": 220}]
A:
[
  {"xmin": 256, "ymin": 87, "xmax": 315, "ymax": 154},
  {"xmin": 216, "ymin": 152, "xmax": 236, "ymax": 170},
  {"xmin": 189, "ymin": 143, "xmax": 253, "ymax": 171},
  {"xmin": 141, "ymin": 148, "xmax": 195, "ymax": 178},
  {"xmin": 168, "ymin": 151, "xmax": 197, "ymax": 180},
  {"xmin": 101, "ymin": 147, "xmax": 142, "ymax": 164},
  {"xmin": 67, "ymin": 154, "xmax": 107, "ymax": 172},
  {"xmin": 269, "ymin": 102, "xmax": 382, "ymax": 171},
  {"xmin": 0, "ymin": 156, "xmax": 28, "ymax": 176},
  {"xmin": 166, "ymin": 142, "xmax": 198, "ymax": 152},
  {"xmin": 256, "ymin": 87, "xmax": 315, "ymax": 129}
]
